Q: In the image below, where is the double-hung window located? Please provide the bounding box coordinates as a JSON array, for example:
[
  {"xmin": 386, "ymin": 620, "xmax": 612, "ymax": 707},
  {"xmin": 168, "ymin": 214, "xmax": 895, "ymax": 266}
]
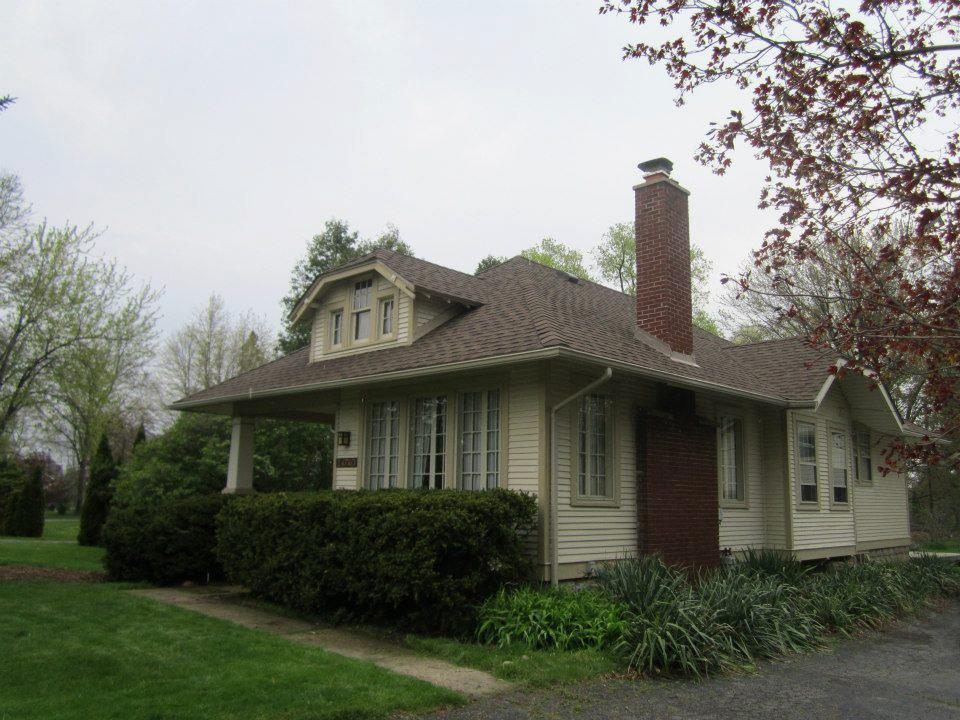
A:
[
  {"xmin": 853, "ymin": 426, "xmax": 872, "ymax": 483},
  {"xmin": 459, "ymin": 390, "xmax": 500, "ymax": 490},
  {"xmin": 379, "ymin": 297, "xmax": 395, "ymax": 337},
  {"xmin": 330, "ymin": 310, "xmax": 343, "ymax": 346},
  {"xmin": 718, "ymin": 416, "xmax": 744, "ymax": 504},
  {"xmin": 367, "ymin": 400, "xmax": 399, "ymax": 489},
  {"xmin": 353, "ymin": 279, "xmax": 372, "ymax": 341},
  {"xmin": 797, "ymin": 420, "xmax": 818, "ymax": 503},
  {"xmin": 411, "ymin": 396, "xmax": 447, "ymax": 489},
  {"xmin": 577, "ymin": 394, "xmax": 614, "ymax": 501},
  {"xmin": 830, "ymin": 428, "xmax": 849, "ymax": 504}
]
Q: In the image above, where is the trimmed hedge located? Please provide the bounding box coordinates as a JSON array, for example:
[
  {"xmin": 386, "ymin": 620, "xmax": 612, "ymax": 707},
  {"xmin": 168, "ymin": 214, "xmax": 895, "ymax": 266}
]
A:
[
  {"xmin": 216, "ymin": 489, "xmax": 537, "ymax": 634},
  {"xmin": 103, "ymin": 494, "xmax": 231, "ymax": 584},
  {"xmin": 0, "ymin": 459, "xmax": 44, "ymax": 538}
]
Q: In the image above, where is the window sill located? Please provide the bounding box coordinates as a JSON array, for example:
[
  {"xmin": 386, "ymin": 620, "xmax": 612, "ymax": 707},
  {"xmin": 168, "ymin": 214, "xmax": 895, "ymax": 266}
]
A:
[
  {"xmin": 720, "ymin": 500, "xmax": 749, "ymax": 510},
  {"xmin": 796, "ymin": 502, "xmax": 821, "ymax": 511},
  {"xmin": 571, "ymin": 497, "xmax": 620, "ymax": 509}
]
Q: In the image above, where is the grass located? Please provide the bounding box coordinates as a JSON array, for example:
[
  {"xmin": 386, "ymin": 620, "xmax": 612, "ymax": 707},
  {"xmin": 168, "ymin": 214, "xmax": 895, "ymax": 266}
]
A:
[
  {"xmin": 0, "ymin": 582, "xmax": 462, "ymax": 720},
  {"xmin": 404, "ymin": 635, "xmax": 620, "ymax": 687},
  {"xmin": 0, "ymin": 513, "xmax": 104, "ymax": 571},
  {"xmin": 920, "ymin": 539, "xmax": 960, "ymax": 553}
]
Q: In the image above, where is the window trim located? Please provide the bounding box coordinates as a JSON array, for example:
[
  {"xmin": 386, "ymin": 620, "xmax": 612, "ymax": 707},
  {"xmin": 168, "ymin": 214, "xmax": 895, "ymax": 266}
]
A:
[
  {"xmin": 794, "ymin": 415, "xmax": 820, "ymax": 509},
  {"xmin": 320, "ymin": 273, "xmax": 401, "ymax": 354},
  {"xmin": 828, "ymin": 423, "xmax": 851, "ymax": 509},
  {"xmin": 329, "ymin": 309, "xmax": 343, "ymax": 347},
  {"xmin": 364, "ymin": 398, "xmax": 402, "ymax": 490},
  {"xmin": 717, "ymin": 412, "xmax": 748, "ymax": 509},
  {"xmin": 852, "ymin": 423, "xmax": 873, "ymax": 486},
  {"xmin": 377, "ymin": 295, "xmax": 397, "ymax": 339},
  {"xmin": 457, "ymin": 388, "xmax": 503, "ymax": 491},
  {"xmin": 570, "ymin": 393, "xmax": 619, "ymax": 508}
]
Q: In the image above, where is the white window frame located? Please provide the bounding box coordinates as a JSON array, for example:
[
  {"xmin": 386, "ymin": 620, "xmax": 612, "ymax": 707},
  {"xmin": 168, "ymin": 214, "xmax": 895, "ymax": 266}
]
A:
[
  {"xmin": 458, "ymin": 389, "xmax": 501, "ymax": 490},
  {"xmin": 571, "ymin": 394, "xmax": 618, "ymax": 506},
  {"xmin": 352, "ymin": 278, "xmax": 373, "ymax": 343},
  {"xmin": 366, "ymin": 399, "xmax": 400, "ymax": 489},
  {"xmin": 717, "ymin": 414, "xmax": 746, "ymax": 508},
  {"xmin": 829, "ymin": 425, "xmax": 850, "ymax": 507},
  {"xmin": 410, "ymin": 396, "xmax": 448, "ymax": 490},
  {"xmin": 329, "ymin": 309, "xmax": 343, "ymax": 347},
  {"xmin": 379, "ymin": 296, "xmax": 395, "ymax": 338},
  {"xmin": 853, "ymin": 424, "xmax": 873, "ymax": 485},
  {"xmin": 796, "ymin": 417, "xmax": 819, "ymax": 506}
]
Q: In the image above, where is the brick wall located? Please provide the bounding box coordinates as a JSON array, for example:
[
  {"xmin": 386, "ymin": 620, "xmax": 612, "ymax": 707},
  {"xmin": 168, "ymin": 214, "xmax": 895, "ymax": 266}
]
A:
[
  {"xmin": 634, "ymin": 175, "xmax": 694, "ymax": 356},
  {"xmin": 638, "ymin": 412, "xmax": 720, "ymax": 569}
]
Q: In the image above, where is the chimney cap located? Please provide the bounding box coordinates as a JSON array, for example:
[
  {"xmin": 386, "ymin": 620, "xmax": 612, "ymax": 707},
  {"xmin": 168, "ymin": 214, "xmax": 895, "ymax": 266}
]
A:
[{"xmin": 638, "ymin": 157, "xmax": 674, "ymax": 176}]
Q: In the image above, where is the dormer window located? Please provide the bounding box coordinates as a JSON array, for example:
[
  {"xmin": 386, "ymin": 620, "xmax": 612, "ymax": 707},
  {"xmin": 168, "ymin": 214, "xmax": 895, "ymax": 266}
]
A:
[
  {"xmin": 353, "ymin": 279, "xmax": 373, "ymax": 341},
  {"xmin": 380, "ymin": 298, "xmax": 395, "ymax": 336},
  {"xmin": 330, "ymin": 310, "xmax": 343, "ymax": 346}
]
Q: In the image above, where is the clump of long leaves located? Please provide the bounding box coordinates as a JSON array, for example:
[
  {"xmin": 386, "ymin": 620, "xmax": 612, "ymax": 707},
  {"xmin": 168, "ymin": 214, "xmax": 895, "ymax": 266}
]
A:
[
  {"xmin": 477, "ymin": 586, "xmax": 627, "ymax": 651},
  {"xmin": 738, "ymin": 548, "xmax": 810, "ymax": 585}
]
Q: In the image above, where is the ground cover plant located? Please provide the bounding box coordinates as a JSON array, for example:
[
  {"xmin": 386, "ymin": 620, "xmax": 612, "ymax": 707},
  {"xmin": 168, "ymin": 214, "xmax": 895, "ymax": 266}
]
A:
[
  {"xmin": 0, "ymin": 582, "xmax": 461, "ymax": 720},
  {"xmin": 478, "ymin": 552, "xmax": 960, "ymax": 678}
]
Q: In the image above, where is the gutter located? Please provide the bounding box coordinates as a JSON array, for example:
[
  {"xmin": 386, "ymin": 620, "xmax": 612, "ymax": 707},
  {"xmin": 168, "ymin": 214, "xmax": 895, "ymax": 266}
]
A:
[{"xmin": 548, "ymin": 367, "xmax": 612, "ymax": 588}]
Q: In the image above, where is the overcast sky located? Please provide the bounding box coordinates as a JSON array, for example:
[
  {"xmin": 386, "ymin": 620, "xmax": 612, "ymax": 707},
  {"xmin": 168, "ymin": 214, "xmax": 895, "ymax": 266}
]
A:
[{"xmin": 1, "ymin": 1, "xmax": 777, "ymax": 339}]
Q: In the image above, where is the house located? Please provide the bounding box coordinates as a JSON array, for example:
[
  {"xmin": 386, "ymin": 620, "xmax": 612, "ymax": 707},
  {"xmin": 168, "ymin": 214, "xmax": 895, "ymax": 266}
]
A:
[{"xmin": 173, "ymin": 158, "xmax": 920, "ymax": 582}]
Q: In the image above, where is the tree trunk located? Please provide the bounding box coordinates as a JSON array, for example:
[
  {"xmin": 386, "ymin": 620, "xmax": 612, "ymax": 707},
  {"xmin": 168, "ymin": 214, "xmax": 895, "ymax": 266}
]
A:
[{"xmin": 74, "ymin": 458, "xmax": 88, "ymax": 513}]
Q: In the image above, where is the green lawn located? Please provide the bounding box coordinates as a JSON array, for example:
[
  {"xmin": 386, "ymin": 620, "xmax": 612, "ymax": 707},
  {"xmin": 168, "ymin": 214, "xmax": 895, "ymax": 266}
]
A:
[
  {"xmin": 920, "ymin": 539, "xmax": 960, "ymax": 554},
  {"xmin": 0, "ymin": 582, "xmax": 462, "ymax": 720},
  {"xmin": 0, "ymin": 514, "xmax": 104, "ymax": 571}
]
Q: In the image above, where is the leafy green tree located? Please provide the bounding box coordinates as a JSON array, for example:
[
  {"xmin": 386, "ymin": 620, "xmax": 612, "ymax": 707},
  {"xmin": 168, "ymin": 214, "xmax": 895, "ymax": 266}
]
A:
[
  {"xmin": 0, "ymin": 95, "xmax": 14, "ymax": 113},
  {"xmin": 474, "ymin": 255, "xmax": 508, "ymax": 275},
  {"xmin": 521, "ymin": 238, "xmax": 593, "ymax": 281},
  {"xmin": 278, "ymin": 220, "xmax": 414, "ymax": 354},
  {"xmin": 78, "ymin": 436, "xmax": 117, "ymax": 546}
]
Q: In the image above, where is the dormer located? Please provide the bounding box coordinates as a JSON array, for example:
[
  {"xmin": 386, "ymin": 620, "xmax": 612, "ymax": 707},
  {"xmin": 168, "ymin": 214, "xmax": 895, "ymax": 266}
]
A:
[{"xmin": 288, "ymin": 252, "xmax": 483, "ymax": 363}]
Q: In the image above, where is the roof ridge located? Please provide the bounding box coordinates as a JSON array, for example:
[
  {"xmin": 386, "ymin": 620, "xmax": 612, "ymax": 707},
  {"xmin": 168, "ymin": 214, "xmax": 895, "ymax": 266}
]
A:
[
  {"xmin": 514, "ymin": 262, "xmax": 567, "ymax": 349},
  {"xmin": 375, "ymin": 247, "xmax": 487, "ymax": 285}
]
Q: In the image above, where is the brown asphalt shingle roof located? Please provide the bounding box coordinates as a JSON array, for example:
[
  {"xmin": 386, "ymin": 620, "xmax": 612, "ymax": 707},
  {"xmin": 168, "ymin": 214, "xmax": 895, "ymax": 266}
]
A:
[{"xmin": 174, "ymin": 250, "xmax": 835, "ymax": 408}]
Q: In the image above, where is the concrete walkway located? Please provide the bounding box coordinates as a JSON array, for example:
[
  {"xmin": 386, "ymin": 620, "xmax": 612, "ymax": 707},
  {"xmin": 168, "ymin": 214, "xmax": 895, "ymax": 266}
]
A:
[{"xmin": 131, "ymin": 586, "xmax": 510, "ymax": 698}]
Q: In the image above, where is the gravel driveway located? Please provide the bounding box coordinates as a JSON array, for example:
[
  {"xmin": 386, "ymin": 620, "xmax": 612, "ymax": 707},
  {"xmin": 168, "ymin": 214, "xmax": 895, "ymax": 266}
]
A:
[{"xmin": 425, "ymin": 600, "xmax": 960, "ymax": 720}]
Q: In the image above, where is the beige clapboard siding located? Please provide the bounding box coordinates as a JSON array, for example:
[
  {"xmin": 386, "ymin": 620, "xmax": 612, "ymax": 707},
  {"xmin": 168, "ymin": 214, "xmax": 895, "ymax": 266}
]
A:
[
  {"xmin": 760, "ymin": 406, "xmax": 788, "ymax": 549},
  {"xmin": 507, "ymin": 365, "xmax": 542, "ymax": 497},
  {"xmin": 853, "ymin": 434, "xmax": 910, "ymax": 544},
  {"xmin": 310, "ymin": 311, "xmax": 326, "ymax": 362},
  {"xmin": 552, "ymin": 366, "xmax": 640, "ymax": 564},
  {"xmin": 333, "ymin": 388, "xmax": 361, "ymax": 490},
  {"xmin": 414, "ymin": 296, "xmax": 449, "ymax": 328},
  {"xmin": 397, "ymin": 294, "xmax": 410, "ymax": 343},
  {"xmin": 787, "ymin": 388, "xmax": 857, "ymax": 551},
  {"xmin": 716, "ymin": 401, "xmax": 768, "ymax": 550}
]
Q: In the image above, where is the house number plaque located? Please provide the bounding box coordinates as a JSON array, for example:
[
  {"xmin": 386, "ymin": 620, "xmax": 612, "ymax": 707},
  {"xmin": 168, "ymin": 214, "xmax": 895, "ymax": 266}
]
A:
[{"xmin": 335, "ymin": 457, "xmax": 358, "ymax": 468}]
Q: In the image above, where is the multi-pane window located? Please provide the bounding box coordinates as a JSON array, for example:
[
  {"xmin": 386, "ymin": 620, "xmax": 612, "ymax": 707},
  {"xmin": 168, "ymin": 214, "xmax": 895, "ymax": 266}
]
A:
[
  {"xmin": 353, "ymin": 279, "xmax": 373, "ymax": 341},
  {"xmin": 830, "ymin": 429, "xmax": 849, "ymax": 503},
  {"xmin": 797, "ymin": 420, "xmax": 818, "ymax": 502},
  {"xmin": 367, "ymin": 400, "xmax": 399, "ymax": 489},
  {"xmin": 411, "ymin": 396, "xmax": 447, "ymax": 489},
  {"xmin": 853, "ymin": 426, "xmax": 872, "ymax": 483},
  {"xmin": 380, "ymin": 298, "xmax": 394, "ymax": 336},
  {"xmin": 330, "ymin": 310, "xmax": 343, "ymax": 346},
  {"xmin": 459, "ymin": 390, "xmax": 500, "ymax": 490},
  {"xmin": 578, "ymin": 395, "xmax": 612, "ymax": 499},
  {"xmin": 718, "ymin": 416, "xmax": 744, "ymax": 503}
]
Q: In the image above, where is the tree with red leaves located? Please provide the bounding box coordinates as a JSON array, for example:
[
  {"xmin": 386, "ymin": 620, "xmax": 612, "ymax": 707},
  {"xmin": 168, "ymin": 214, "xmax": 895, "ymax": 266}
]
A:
[{"xmin": 602, "ymin": 0, "xmax": 960, "ymax": 467}]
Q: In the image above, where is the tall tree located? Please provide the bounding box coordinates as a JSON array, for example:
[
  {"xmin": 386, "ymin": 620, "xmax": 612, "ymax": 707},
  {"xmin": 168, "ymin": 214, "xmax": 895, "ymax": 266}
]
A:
[
  {"xmin": 0, "ymin": 96, "xmax": 14, "ymax": 113},
  {"xmin": 521, "ymin": 238, "xmax": 594, "ymax": 280},
  {"xmin": 277, "ymin": 220, "xmax": 413, "ymax": 353},
  {"xmin": 78, "ymin": 435, "xmax": 117, "ymax": 546},
  {"xmin": 602, "ymin": 0, "xmax": 960, "ymax": 466},
  {"xmin": 592, "ymin": 222, "xmax": 720, "ymax": 332},
  {"xmin": 163, "ymin": 295, "xmax": 272, "ymax": 398},
  {"xmin": 474, "ymin": 255, "xmax": 508, "ymax": 275}
]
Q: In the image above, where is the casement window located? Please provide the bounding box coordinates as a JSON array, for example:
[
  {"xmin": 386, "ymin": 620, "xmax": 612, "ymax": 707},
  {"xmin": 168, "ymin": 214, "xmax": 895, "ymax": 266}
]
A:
[
  {"xmin": 797, "ymin": 420, "xmax": 818, "ymax": 503},
  {"xmin": 830, "ymin": 428, "xmax": 849, "ymax": 504},
  {"xmin": 718, "ymin": 416, "xmax": 745, "ymax": 504},
  {"xmin": 459, "ymin": 390, "xmax": 500, "ymax": 490},
  {"xmin": 411, "ymin": 396, "xmax": 447, "ymax": 489},
  {"xmin": 330, "ymin": 310, "xmax": 343, "ymax": 346},
  {"xmin": 367, "ymin": 400, "xmax": 399, "ymax": 489},
  {"xmin": 379, "ymin": 297, "xmax": 395, "ymax": 337},
  {"xmin": 853, "ymin": 426, "xmax": 872, "ymax": 483},
  {"xmin": 352, "ymin": 279, "xmax": 373, "ymax": 341},
  {"xmin": 577, "ymin": 394, "xmax": 614, "ymax": 500}
]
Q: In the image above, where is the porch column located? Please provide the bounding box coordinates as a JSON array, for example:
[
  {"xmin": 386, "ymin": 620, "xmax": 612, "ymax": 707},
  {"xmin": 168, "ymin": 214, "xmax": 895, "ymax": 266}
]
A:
[{"xmin": 224, "ymin": 416, "xmax": 256, "ymax": 494}]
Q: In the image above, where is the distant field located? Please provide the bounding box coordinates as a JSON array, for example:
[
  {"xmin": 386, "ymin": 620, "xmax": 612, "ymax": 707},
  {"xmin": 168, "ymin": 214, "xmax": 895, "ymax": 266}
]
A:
[
  {"xmin": 920, "ymin": 539, "xmax": 960, "ymax": 554},
  {"xmin": 0, "ymin": 514, "xmax": 103, "ymax": 571}
]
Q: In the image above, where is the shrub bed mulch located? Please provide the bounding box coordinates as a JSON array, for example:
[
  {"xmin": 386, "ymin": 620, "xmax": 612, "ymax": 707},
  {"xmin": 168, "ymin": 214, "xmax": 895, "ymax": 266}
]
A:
[{"xmin": 0, "ymin": 564, "xmax": 106, "ymax": 583}]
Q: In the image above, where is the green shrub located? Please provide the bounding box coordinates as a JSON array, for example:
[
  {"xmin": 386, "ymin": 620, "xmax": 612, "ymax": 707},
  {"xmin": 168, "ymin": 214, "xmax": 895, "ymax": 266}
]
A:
[
  {"xmin": 0, "ymin": 457, "xmax": 25, "ymax": 533},
  {"xmin": 216, "ymin": 489, "xmax": 537, "ymax": 635},
  {"xmin": 103, "ymin": 494, "xmax": 231, "ymax": 584},
  {"xmin": 477, "ymin": 587, "xmax": 627, "ymax": 651},
  {"xmin": 78, "ymin": 436, "xmax": 117, "ymax": 546},
  {"xmin": 594, "ymin": 554, "xmax": 686, "ymax": 611},
  {"xmin": 739, "ymin": 548, "xmax": 811, "ymax": 584},
  {"xmin": 2, "ymin": 462, "xmax": 44, "ymax": 538}
]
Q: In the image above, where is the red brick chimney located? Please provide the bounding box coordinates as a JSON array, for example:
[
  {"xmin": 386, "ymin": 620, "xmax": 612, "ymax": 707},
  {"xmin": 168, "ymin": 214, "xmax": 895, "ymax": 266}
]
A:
[{"xmin": 634, "ymin": 157, "xmax": 694, "ymax": 357}]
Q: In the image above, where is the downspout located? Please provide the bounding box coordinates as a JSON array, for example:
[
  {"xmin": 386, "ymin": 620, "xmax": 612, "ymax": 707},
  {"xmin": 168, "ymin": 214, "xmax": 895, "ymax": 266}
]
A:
[{"xmin": 549, "ymin": 367, "xmax": 613, "ymax": 587}]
